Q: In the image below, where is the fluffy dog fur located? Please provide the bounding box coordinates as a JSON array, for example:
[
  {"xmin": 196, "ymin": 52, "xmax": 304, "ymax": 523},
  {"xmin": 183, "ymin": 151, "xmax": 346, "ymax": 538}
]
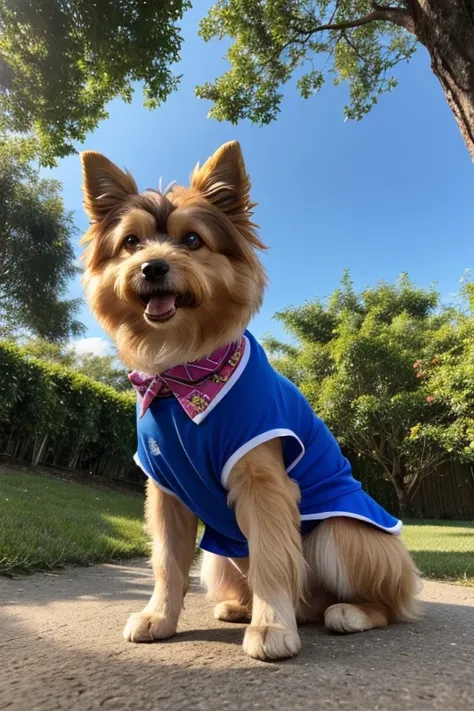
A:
[{"xmin": 81, "ymin": 142, "xmax": 421, "ymax": 661}]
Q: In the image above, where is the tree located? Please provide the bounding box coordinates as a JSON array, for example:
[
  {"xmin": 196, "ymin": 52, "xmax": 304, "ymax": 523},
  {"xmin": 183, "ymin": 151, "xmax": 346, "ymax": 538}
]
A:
[
  {"xmin": 74, "ymin": 352, "xmax": 131, "ymax": 391},
  {"xmin": 265, "ymin": 272, "xmax": 473, "ymax": 512},
  {"xmin": 0, "ymin": 138, "xmax": 84, "ymax": 341},
  {"xmin": 421, "ymin": 283, "xmax": 474, "ymax": 469},
  {"xmin": 196, "ymin": 1, "xmax": 474, "ymax": 161},
  {"xmin": 20, "ymin": 337, "xmax": 131, "ymax": 391},
  {"xmin": 20, "ymin": 338, "xmax": 76, "ymax": 368},
  {"xmin": 0, "ymin": 0, "xmax": 190, "ymax": 165}
]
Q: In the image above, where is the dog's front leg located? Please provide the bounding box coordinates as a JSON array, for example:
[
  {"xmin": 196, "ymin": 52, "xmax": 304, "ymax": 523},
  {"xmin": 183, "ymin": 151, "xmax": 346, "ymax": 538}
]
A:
[
  {"xmin": 124, "ymin": 479, "xmax": 198, "ymax": 642},
  {"xmin": 227, "ymin": 439, "xmax": 306, "ymax": 661}
]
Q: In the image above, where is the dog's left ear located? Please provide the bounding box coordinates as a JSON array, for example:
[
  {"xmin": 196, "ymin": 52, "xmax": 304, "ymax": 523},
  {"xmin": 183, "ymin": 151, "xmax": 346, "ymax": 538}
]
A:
[
  {"xmin": 191, "ymin": 141, "xmax": 265, "ymax": 249},
  {"xmin": 191, "ymin": 141, "xmax": 247, "ymax": 206}
]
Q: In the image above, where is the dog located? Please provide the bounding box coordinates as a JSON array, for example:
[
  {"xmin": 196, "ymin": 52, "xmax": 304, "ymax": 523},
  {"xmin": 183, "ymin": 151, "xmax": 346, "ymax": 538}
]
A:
[{"xmin": 80, "ymin": 141, "xmax": 421, "ymax": 661}]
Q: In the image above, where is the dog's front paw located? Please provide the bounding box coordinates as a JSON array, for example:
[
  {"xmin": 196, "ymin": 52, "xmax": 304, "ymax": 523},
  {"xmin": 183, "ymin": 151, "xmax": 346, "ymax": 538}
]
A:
[
  {"xmin": 123, "ymin": 612, "xmax": 176, "ymax": 643},
  {"xmin": 243, "ymin": 624, "xmax": 301, "ymax": 661}
]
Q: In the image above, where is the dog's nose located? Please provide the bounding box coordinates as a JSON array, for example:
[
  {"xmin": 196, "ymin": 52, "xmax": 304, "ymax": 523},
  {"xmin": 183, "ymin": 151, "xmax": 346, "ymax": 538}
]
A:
[{"xmin": 141, "ymin": 259, "xmax": 170, "ymax": 280}]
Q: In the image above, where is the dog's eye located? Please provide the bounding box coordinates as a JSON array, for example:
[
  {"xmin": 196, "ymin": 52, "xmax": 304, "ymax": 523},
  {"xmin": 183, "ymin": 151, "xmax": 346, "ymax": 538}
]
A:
[
  {"xmin": 123, "ymin": 235, "xmax": 140, "ymax": 251},
  {"xmin": 182, "ymin": 232, "xmax": 203, "ymax": 251}
]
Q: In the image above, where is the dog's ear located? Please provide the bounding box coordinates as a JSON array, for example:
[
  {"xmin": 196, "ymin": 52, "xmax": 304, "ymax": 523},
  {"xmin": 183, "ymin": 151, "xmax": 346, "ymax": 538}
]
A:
[
  {"xmin": 81, "ymin": 151, "xmax": 138, "ymax": 221},
  {"xmin": 191, "ymin": 141, "xmax": 265, "ymax": 249},
  {"xmin": 191, "ymin": 141, "xmax": 251, "ymax": 217}
]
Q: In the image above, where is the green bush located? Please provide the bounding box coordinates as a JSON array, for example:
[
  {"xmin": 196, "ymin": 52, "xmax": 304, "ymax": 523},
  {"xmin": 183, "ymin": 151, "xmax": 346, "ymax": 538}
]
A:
[
  {"xmin": 0, "ymin": 342, "xmax": 140, "ymax": 482},
  {"xmin": 265, "ymin": 273, "xmax": 474, "ymax": 516}
]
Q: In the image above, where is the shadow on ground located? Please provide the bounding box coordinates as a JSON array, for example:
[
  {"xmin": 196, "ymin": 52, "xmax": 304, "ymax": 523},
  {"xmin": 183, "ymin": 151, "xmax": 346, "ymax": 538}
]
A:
[{"xmin": 1, "ymin": 563, "xmax": 473, "ymax": 711}]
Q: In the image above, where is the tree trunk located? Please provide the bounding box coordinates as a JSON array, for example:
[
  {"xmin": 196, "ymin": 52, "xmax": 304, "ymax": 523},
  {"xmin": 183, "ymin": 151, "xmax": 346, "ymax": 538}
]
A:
[
  {"xmin": 31, "ymin": 434, "xmax": 48, "ymax": 467},
  {"xmin": 410, "ymin": 0, "xmax": 474, "ymax": 160},
  {"xmin": 394, "ymin": 483, "xmax": 411, "ymax": 515},
  {"xmin": 389, "ymin": 460, "xmax": 412, "ymax": 515}
]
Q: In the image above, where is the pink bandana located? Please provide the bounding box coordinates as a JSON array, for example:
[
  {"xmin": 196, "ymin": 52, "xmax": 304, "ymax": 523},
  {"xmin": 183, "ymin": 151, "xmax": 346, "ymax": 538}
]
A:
[{"xmin": 129, "ymin": 338, "xmax": 246, "ymax": 422}]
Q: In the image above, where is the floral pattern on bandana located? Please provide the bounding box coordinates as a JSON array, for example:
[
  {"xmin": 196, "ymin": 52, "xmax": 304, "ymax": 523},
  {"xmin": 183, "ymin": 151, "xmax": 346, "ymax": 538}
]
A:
[{"xmin": 129, "ymin": 338, "xmax": 246, "ymax": 422}]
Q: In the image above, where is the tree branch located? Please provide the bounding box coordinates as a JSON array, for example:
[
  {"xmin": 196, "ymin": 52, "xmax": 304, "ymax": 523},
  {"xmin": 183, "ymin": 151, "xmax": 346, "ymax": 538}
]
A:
[
  {"xmin": 406, "ymin": 452, "xmax": 447, "ymax": 499},
  {"xmin": 371, "ymin": 3, "xmax": 416, "ymax": 34},
  {"xmin": 292, "ymin": 4, "xmax": 415, "ymax": 38}
]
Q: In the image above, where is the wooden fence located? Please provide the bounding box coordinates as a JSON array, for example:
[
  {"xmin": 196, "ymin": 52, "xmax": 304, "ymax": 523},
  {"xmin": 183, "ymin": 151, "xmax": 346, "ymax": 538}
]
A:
[
  {"xmin": 411, "ymin": 462, "xmax": 474, "ymax": 520},
  {"xmin": 354, "ymin": 458, "xmax": 474, "ymax": 520}
]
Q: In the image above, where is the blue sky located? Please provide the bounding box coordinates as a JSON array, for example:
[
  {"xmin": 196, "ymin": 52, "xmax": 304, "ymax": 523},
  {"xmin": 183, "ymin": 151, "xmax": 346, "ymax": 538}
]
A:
[{"xmin": 48, "ymin": 4, "xmax": 474, "ymax": 354}]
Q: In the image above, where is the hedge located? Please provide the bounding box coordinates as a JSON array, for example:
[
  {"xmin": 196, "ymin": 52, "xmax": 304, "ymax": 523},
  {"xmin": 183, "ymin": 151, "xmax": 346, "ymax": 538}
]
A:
[{"xmin": 0, "ymin": 341, "xmax": 141, "ymax": 482}]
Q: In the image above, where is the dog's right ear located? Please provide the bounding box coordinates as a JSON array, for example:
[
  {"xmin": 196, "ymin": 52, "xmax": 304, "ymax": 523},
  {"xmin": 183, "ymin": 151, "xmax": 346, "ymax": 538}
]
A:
[{"xmin": 81, "ymin": 151, "xmax": 138, "ymax": 222}]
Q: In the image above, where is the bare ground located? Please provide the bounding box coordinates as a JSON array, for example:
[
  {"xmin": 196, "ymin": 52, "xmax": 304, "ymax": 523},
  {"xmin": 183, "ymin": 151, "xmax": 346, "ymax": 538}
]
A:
[{"xmin": 1, "ymin": 561, "xmax": 473, "ymax": 711}]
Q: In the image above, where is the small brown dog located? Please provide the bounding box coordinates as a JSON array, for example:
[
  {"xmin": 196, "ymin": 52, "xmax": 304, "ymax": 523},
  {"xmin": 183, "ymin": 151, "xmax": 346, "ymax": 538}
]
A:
[{"xmin": 80, "ymin": 142, "xmax": 420, "ymax": 661}]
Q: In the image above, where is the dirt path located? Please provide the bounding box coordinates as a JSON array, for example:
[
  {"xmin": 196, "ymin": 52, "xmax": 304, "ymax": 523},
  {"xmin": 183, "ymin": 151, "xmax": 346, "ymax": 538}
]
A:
[{"xmin": 1, "ymin": 562, "xmax": 473, "ymax": 711}]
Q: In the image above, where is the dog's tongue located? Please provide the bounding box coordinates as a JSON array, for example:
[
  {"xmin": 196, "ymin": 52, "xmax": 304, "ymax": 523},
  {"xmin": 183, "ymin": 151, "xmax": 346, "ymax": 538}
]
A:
[{"xmin": 145, "ymin": 294, "xmax": 176, "ymax": 317}]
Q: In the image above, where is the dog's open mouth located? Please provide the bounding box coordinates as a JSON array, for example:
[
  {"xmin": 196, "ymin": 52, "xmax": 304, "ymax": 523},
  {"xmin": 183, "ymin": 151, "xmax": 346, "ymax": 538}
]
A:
[
  {"xmin": 138, "ymin": 291, "xmax": 177, "ymax": 322},
  {"xmin": 137, "ymin": 291, "xmax": 196, "ymax": 323}
]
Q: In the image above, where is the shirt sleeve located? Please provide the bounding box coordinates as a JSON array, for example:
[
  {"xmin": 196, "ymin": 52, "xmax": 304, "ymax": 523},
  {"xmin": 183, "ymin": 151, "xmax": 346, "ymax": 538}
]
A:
[
  {"xmin": 220, "ymin": 428, "xmax": 306, "ymax": 488},
  {"xmin": 202, "ymin": 338, "xmax": 311, "ymax": 489}
]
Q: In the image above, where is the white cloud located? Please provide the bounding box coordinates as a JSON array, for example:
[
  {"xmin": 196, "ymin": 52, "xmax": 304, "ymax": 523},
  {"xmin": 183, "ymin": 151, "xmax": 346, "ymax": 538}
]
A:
[{"xmin": 70, "ymin": 337, "xmax": 111, "ymax": 357}]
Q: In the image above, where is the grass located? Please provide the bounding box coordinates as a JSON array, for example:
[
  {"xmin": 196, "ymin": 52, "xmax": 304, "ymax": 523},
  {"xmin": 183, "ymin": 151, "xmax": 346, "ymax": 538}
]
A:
[
  {"xmin": 402, "ymin": 520, "xmax": 474, "ymax": 586},
  {"xmin": 1, "ymin": 468, "xmax": 473, "ymax": 583},
  {"xmin": 0, "ymin": 468, "xmax": 148, "ymax": 575}
]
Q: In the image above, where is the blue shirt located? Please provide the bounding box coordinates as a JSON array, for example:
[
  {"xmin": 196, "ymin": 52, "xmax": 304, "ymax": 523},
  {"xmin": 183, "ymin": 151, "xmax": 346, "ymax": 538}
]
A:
[{"xmin": 135, "ymin": 331, "xmax": 401, "ymax": 557}]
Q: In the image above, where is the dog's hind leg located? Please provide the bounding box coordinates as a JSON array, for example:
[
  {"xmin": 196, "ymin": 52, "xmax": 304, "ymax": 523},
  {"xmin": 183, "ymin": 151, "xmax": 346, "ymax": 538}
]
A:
[
  {"xmin": 201, "ymin": 552, "xmax": 251, "ymax": 622},
  {"xmin": 303, "ymin": 517, "xmax": 421, "ymax": 634}
]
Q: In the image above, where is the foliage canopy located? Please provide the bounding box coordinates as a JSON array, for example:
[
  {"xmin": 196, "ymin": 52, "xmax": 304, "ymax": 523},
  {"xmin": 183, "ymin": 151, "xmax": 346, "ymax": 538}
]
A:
[
  {"xmin": 0, "ymin": 0, "xmax": 190, "ymax": 164},
  {"xmin": 265, "ymin": 272, "xmax": 474, "ymax": 511}
]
